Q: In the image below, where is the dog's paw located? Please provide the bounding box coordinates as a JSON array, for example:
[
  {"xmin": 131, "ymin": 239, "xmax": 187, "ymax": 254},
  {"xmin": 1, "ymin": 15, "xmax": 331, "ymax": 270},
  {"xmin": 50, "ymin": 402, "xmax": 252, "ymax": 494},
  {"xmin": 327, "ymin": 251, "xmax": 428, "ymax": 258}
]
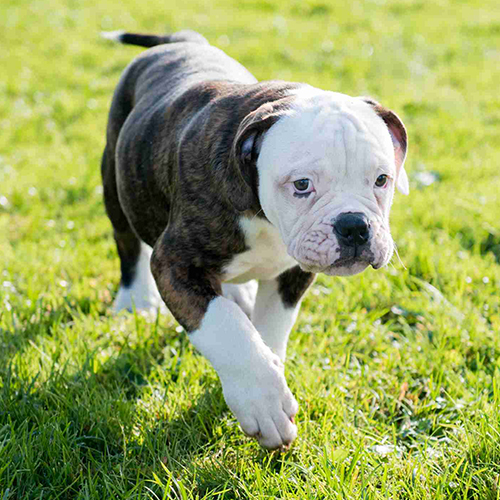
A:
[
  {"xmin": 221, "ymin": 281, "xmax": 258, "ymax": 319},
  {"xmin": 112, "ymin": 285, "xmax": 167, "ymax": 315},
  {"xmin": 112, "ymin": 242, "xmax": 168, "ymax": 315},
  {"xmin": 220, "ymin": 353, "xmax": 298, "ymax": 449}
]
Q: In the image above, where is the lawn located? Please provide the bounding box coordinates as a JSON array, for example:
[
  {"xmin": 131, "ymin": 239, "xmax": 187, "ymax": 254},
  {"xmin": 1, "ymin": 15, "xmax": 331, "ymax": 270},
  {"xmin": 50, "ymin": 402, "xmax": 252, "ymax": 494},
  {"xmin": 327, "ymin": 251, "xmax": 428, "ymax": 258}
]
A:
[{"xmin": 1, "ymin": 0, "xmax": 500, "ymax": 498}]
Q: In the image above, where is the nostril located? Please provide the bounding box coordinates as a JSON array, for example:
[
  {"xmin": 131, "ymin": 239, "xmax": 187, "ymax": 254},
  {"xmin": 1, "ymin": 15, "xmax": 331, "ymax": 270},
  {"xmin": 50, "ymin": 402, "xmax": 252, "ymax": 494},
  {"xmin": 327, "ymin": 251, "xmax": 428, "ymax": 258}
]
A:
[{"xmin": 357, "ymin": 227, "xmax": 370, "ymax": 244}]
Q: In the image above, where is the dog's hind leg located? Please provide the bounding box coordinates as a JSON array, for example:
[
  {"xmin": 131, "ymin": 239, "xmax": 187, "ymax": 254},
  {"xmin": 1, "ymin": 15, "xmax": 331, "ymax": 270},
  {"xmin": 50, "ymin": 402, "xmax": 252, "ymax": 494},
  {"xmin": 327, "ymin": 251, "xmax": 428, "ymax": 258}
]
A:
[
  {"xmin": 112, "ymin": 238, "xmax": 165, "ymax": 314},
  {"xmin": 101, "ymin": 147, "xmax": 165, "ymax": 314}
]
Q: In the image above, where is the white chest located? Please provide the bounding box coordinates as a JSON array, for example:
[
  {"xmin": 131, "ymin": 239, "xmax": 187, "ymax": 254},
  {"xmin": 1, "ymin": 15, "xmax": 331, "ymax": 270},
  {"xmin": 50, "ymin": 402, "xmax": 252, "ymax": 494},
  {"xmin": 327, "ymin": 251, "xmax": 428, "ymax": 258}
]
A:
[{"xmin": 223, "ymin": 217, "xmax": 297, "ymax": 283}]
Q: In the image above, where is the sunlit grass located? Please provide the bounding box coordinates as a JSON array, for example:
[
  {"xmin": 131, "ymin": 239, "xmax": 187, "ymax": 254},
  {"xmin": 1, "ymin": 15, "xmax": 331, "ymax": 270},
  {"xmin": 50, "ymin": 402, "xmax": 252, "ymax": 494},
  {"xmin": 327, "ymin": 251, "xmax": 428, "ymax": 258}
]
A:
[{"xmin": 1, "ymin": 0, "xmax": 500, "ymax": 497}]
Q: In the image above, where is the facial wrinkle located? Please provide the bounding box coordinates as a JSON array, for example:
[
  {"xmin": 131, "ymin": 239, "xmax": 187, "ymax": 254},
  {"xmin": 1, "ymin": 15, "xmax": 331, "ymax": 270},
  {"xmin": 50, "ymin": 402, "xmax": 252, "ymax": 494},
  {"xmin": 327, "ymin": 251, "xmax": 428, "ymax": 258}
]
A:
[
  {"xmin": 343, "ymin": 118, "xmax": 358, "ymax": 180},
  {"xmin": 332, "ymin": 126, "xmax": 347, "ymax": 181},
  {"xmin": 343, "ymin": 112, "xmax": 390, "ymax": 182},
  {"xmin": 309, "ymin": 191, "xmax": 336, "ymax": 218}
]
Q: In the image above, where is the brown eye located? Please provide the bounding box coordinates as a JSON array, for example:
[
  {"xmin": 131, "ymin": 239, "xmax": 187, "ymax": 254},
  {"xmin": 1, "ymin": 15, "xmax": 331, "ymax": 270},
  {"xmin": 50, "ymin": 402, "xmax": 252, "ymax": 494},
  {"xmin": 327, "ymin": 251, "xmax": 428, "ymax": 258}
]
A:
[
  {"xmin": 375, "ymin": 174, "xmax": 388, "ymax": 188},
  {"xmin": 293, "ymin": 179, "xmax": 310, "ymax": 192}
]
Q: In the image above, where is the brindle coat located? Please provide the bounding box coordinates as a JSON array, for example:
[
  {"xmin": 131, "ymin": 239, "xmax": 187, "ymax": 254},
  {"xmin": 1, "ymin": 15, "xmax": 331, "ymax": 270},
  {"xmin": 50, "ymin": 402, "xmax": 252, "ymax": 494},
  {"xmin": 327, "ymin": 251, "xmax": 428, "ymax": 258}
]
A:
[{"xmin": 101, "ymin": 31, "xmax": 316, "ymax": 331}]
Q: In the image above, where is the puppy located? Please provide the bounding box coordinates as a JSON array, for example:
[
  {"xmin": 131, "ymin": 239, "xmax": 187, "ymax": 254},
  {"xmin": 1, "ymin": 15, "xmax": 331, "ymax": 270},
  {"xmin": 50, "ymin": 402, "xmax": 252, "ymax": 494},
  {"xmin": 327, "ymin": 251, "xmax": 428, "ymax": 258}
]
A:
[{"xmin": 101, "ymin": 30, "xmax": 409, "ymax": 449}]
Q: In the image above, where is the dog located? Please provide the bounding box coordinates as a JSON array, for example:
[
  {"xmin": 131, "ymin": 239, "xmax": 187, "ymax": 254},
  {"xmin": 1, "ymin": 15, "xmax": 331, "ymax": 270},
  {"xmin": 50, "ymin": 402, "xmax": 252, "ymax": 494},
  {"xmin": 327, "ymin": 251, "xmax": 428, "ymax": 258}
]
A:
[{"xmin": 100, "ymin": 29, "xmax": 409, "ymax": 449}]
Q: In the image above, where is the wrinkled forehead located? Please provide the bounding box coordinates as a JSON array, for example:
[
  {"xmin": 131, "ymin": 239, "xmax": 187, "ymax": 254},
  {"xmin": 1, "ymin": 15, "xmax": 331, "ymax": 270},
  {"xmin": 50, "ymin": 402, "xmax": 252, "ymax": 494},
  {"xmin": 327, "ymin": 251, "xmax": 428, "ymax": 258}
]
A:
[{"xmin": 259, "ymin": 91, "xmax": 396, "ymax": 178}]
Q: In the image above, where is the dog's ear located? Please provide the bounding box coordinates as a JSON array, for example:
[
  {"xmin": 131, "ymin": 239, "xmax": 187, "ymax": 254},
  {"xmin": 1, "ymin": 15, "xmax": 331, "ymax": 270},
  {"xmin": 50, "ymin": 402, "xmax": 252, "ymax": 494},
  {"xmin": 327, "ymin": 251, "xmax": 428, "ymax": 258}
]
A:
[
  {"xmin": 362, "ymin": 98, "xmax": 409, "ymax": 195},
  {"xmin": 227, "ymin": 102, "xmax": 287, "ymax": 212}
]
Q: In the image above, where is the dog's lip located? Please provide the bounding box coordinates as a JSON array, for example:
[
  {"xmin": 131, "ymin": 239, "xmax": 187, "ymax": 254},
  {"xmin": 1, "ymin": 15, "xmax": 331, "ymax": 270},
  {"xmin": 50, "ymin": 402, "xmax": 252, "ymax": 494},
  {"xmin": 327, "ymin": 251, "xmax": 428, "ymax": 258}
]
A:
[
  {"xmin": 298, "ymin": 256, "xmax": 373, "ymax": 274},
  {"xmin": 331, "ymin": 256, "xmax": 370, "ymax": 268}
]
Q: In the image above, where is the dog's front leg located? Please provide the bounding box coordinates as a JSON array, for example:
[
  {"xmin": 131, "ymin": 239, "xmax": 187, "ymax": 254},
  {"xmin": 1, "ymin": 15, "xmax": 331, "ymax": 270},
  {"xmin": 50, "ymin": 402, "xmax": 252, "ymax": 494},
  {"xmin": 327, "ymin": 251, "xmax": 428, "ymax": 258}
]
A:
[
  {"xmin": 252, "ymin": 266, "xmax": 316, "ymax": 361},
  {"xmin": 191, "ymin": 297, "xmax": 299, "ymax": 449},
  {"xmin": 151, "ymin": 242, "xmax": 298, "ymax": 449}
]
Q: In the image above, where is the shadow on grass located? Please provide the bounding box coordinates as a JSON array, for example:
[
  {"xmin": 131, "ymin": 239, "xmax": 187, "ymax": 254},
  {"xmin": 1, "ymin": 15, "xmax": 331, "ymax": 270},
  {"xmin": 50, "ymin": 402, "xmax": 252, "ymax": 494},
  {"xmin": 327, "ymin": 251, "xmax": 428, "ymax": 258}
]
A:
[
  {"xmin": 1, "ymin": 306, "xmax": 262, "ymax": 497},
  {"xmin": 0, "ymin": 295, "xmax": 108, "ymax": 375}
]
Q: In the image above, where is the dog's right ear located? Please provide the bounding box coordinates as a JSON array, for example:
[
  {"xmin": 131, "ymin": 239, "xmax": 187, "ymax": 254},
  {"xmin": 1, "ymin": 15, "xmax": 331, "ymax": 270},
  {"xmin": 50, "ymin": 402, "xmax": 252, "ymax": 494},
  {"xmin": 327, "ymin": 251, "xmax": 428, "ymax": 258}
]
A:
[{"xmin": 227, "ymin": 101, "xmax": 291, "ymax": 212}]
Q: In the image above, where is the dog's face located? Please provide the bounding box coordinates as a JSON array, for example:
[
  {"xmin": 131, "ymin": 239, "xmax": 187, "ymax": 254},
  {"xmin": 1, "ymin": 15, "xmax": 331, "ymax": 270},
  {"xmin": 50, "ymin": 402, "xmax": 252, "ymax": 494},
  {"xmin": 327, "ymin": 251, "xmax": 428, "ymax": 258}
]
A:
[{"xmin": 256, "ymin": 90, "xmax": 409, "ymax": 276}]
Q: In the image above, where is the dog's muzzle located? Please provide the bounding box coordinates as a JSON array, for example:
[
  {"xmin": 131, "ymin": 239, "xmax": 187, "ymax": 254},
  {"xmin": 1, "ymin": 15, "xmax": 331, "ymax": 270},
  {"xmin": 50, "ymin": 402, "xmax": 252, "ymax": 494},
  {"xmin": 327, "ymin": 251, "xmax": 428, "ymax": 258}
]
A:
[{"xmin": 290, "ymin": 211, "xmax": 389, "ymax": 276}]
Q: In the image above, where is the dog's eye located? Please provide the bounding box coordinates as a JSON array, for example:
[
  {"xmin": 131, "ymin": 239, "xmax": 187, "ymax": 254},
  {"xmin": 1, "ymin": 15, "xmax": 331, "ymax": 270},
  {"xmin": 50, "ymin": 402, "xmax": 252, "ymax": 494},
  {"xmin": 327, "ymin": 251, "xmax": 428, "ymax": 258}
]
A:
[
  {"xmin": 375, "ymin": 174, "xmax": 388, "ymax": 188},
  {"xmin": 293, "ymin": 179, "xmax": 311, "ymax": 192}
]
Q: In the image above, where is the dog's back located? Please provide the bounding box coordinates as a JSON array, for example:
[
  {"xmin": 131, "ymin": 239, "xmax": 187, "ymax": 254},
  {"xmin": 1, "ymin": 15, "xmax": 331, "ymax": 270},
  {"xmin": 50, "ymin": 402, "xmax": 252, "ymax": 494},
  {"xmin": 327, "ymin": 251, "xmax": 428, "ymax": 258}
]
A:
[
  {"xmin": 101, "ymin": 30, "xmax": 261, "ymax": 242},
  {"xmin": 103, "ymin": 29, "xmax": 257, "ymax": 133}
]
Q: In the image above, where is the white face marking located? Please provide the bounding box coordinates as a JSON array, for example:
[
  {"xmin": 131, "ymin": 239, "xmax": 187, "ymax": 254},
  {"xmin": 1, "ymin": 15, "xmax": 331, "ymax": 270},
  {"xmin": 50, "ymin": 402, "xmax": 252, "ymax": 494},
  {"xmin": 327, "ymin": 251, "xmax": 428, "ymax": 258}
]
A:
[
  {"xmin": 222, "ymin": 217, "xmax": 296, "ymax": 283},
  {"xmin": 257, "ymin": 88, "xmax": 399, "ymax": 276}
]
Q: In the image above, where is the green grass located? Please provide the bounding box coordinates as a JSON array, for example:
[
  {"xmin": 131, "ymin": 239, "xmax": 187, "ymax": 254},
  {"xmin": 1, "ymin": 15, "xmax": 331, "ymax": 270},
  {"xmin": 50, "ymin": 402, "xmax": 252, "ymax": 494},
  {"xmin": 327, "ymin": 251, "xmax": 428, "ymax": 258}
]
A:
[{"xmin": 1, "ymin": 0, "xmax": 500, "ymax": 497}]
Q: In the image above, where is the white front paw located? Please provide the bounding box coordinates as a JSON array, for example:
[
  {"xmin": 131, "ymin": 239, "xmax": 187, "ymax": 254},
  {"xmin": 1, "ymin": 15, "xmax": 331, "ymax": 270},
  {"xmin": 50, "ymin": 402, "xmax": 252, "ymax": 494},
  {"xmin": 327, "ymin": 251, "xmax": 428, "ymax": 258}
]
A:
[{"xmin": 221, "ymin": 355, "xmax": 298, "ymax": 449}]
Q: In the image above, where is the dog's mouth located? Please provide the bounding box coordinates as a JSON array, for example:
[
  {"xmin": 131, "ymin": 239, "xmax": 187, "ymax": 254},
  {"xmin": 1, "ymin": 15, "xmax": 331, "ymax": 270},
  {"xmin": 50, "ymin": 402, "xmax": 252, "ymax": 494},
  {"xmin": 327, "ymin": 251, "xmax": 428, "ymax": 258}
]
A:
[
  {"xmin": 299, "ymin": 257, "xmax": 371, "ymax": 276},
  {"xmin": 326, "ymin": 257, "xmax": 371, "ymax": 276},
  {"xmin": 332, "ymin": 244, "xmax": 374, "ymax": 266},
  {"xmin": 297, "ymin": 246, "xmax": 379, "ymax": 276},
  {"xmin": 331, "ymin": 255, "xmax": 370, "ymax": 268},
  {"xmin": 292, "ymin": 229, "xmax": 394, "ymax": 276}
]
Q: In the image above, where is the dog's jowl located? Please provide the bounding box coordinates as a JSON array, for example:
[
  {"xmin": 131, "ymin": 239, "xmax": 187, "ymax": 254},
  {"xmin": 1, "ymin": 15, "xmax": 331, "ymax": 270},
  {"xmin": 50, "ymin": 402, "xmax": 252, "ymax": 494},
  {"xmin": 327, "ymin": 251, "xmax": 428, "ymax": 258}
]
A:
[{"xmin": 101, "ymin": 29, "xmax": 409, "ymax": 449}]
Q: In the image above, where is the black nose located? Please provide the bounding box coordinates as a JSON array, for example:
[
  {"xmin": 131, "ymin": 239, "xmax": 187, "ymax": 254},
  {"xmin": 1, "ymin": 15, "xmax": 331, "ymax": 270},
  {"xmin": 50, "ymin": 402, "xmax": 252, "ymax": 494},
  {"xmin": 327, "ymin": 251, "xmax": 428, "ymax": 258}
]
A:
[{"xmin": 333, "ymin": 212, "xmax": 371, "ymax": 247}]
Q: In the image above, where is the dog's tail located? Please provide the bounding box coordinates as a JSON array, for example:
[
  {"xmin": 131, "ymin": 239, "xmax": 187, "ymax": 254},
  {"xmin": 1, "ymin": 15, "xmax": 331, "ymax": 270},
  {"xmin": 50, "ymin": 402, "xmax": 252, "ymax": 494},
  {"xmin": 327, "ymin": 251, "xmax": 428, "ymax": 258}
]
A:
[{"xmin": 100, "ymin": 30, "xmax": 208, "ymax": 48}]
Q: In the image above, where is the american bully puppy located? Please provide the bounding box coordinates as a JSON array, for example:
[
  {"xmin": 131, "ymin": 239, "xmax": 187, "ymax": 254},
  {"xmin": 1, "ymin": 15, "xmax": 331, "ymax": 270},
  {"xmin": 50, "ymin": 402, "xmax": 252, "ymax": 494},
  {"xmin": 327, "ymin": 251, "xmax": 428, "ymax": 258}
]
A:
[{"xmin": 101, "ymin": 29, "xmax": 409, "ymax": 449}]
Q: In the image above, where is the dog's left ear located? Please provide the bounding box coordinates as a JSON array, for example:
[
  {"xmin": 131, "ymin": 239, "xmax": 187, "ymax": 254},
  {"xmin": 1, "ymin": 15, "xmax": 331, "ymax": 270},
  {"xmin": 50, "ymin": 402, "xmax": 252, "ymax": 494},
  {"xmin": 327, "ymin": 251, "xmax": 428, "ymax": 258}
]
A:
[
  {"xmin": 361, "ymin": 98, "xmax": 409, "ymax": 195},
  {"xmin": 227, "ymin": 101, "xmax": 290, "ymax": 212}
]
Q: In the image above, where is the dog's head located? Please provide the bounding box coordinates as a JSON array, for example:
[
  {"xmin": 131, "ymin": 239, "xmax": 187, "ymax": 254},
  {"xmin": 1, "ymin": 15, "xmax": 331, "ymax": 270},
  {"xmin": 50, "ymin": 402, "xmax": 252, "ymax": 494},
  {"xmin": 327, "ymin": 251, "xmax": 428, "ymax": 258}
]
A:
[{"xmin": 229, "ymin": 87, "xmax": 408, "ymax": 276}]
